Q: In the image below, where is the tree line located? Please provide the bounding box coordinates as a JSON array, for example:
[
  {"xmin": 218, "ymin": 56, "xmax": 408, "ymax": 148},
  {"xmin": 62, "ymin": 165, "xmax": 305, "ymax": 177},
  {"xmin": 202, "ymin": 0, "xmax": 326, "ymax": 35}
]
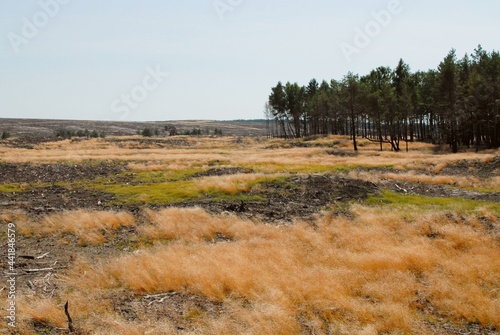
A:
[
  {"xmin": 139, "ymin": 126, "xmax": 224, "ymax": 137},
  {"xmin": 55, "ymin": 128, "xmax": 106, "ymax": 139},
  {"xmin": 266, "ymin": 46, "xmax": 499, "ymax": 152}
]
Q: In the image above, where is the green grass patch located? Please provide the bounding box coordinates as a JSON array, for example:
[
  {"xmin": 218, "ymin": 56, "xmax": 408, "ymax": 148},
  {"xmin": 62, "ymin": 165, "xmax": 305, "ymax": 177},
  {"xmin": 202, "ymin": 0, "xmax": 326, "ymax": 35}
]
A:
[
  {"xmin": 243, "ymin": 162, "xmax": 394, "ymax": 174},
  {"xmin": 125, "ymin": 168, "xmax": 203, "ymax": 183},
  {"xmin": 99, "ymin": 181, "xmax": 267, "ymax": 205},
  {"xmin": 96, "ymin": 180, "xmax": 203, "ymax": 205},
  {"xmin": 58, "ymin": 166, "xmax": 294, "ymax": 205},
  {"xmin": 242, "ymin": 163, "xmax": 336, "ymax": 174},
  {"xmin": 330, "ymin": 164, "xmax": 395, "ymax": 173},
  {"xmin": 464, "ymin": 186, "xmax": 500, "ymax": 194},
  {"xmin": 58, "ymin": 168, "xmax": 204, "ymax": 190},
  {"xmin": 0, "ymin": 184, "xmax": 24, "ymax": 193},
  {"xmin": 84, "ymin": 172, "xmax": 279, "ymax": 205},
  {"xmin": 367, "ymin": 190, "xmax": 500, "ymax": 216}
]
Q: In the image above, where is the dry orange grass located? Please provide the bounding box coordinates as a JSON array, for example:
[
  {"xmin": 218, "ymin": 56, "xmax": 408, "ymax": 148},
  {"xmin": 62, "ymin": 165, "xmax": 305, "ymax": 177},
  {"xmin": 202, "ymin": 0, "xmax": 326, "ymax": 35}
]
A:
[
  {"xmin": 60, "ymin": 207, "xmax": 500, "ymax": 334},
  {"xmin": 348, "ymin": 170, "xmax": 498, "ymax": 190},
  {"xmin": 0, "ymin": 136, "xmax": 497, "ymax": 183},
  {"xmin": 383, "ymin": 172, "xmax": 481, "ymax": 187},
  {"xmin": 197, "ymin": 173, "xmax": 270, "ymax": 195},
  {"xmin": 17, "ymin": 210, "xmax": 135, "ymax": 245},
  {"xmin": 88, "ymin": 318, "xmax": 176, "ymax": 335},
  {"xmin": 140, "ymin": 207, "xmax": 235, "ymax": 241},
  {"xmin": 0, "ymin": 209, "xmax": 30, "ymax": 224},
  {"xmin": 492, "ymin": 176, "xmax": 500, "ymax": 186},
  {"xmin": 2, "ymin": 136, "xmax": 499, "ymax": 334},
  {"xmin": 19, "ymin": 298, "xmax": 67, "ymax": 328},
  {"xmin": 139, "ymin": 207, "xmax": 275, "ymax": 243},
  {"xmin": 11, "ymin": 293, "xmax": 179, "ymax": 335},
  {"xmin": 127, "ymin": 162, "xmax": 193, "ymax": 171}
]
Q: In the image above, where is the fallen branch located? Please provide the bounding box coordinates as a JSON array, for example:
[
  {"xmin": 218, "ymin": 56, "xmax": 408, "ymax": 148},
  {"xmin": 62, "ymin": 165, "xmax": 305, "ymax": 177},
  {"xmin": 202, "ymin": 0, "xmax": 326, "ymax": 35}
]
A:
[
  {"xmin": 19, "ymin": 255, "xmax": 35, "ymax": 260},
  {"xmin": 64, "ymin": 301, "xmax": 75, "ymax": 333},
  {"xmin": 25, "ymin": 266, "xmax": 67, "ymax": 274},
  {"xmin": 395, "ymin": 184, "xmax": 407, "ymax": 193},
  {"xmin": 145, "ymin": 292, "xmax": 178, "ymax": 305},
  {"xmin": 36, "ymin": 252, "xmax": 50, "ymax": 259},
  {"xmin": 25, "ymin": 268, "xmax": 53, "ymax": 273},
  {"xmin": 27, "ymin": 281, "xmax": 35, "ymax": 291}
]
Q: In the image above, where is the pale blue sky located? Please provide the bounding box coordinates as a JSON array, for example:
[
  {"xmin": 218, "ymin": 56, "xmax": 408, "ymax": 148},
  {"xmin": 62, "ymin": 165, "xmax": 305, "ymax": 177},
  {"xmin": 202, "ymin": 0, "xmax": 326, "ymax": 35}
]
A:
[{"xmin": 0, "ymin": 0, "xmax": 498, "ymax": 121}]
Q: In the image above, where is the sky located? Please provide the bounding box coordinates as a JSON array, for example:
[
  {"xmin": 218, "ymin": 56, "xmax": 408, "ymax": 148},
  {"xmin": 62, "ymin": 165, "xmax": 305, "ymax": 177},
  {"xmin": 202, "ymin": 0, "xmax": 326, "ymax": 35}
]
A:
[{"xmin": 0, "ymin": 0, "xmax": 499, "ymax": 121}]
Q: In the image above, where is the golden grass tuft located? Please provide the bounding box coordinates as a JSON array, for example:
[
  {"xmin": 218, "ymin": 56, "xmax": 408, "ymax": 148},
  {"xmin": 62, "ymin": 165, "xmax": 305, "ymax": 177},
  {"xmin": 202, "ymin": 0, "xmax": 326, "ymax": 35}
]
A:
[
  {"xmin": 18, "ymin": 297, "xmax": 67, "ymax": 329},
  {"xmin": 489, "ymin": 176, "xmax": 500, "ymax": 189},
  {"xmin": 88, "ymin": 318, "xmax": 176, "ymax": 335},
  {"xmin": 384, "ymin": 171, "xmax": 478, "ymax": 187},
  {"xmin": 63, "ymin": 207, "xmax": 500, "ymax": 333},
  {"xmin": 0, "ymin": 209, "xmax": 30, "ymax": 224},
  {"xmin": 348, "ymin": 168, "xmax": 495, "ymax": 191},
  {"xmin": 140, "ymin": 207, "xmax": 239, "ymax": 241},
  {"xmin": 17, "ymin": 210, "xmax": 135, "ymax": 245},
  {"xmin": 196, "ymin": 173, "xmax": 268, "ymax": 195},
  {"xmin": 432, "ymin": 162, "xmax": 449, "ymax": 174}
]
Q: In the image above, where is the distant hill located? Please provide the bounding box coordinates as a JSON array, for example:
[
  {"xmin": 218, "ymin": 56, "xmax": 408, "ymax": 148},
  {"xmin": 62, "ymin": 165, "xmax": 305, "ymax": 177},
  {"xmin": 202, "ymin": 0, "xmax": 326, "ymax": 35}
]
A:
[{"xmin": 0, "ymin": 118, "xmax": 268, "ymax": 139}]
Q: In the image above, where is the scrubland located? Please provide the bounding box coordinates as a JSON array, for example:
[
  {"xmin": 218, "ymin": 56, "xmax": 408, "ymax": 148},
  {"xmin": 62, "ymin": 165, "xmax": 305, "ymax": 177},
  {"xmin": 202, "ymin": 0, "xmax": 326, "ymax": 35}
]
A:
[{"xmin": 0, "ymin": 135, "xmax": 498, "ymax": 335}]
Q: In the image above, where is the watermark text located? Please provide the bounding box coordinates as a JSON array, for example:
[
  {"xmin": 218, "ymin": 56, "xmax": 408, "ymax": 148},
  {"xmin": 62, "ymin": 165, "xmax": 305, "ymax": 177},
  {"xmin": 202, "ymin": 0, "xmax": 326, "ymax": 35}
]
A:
[
  {"xmin": 340, "ymin": 0, "xmax": 403, "ymax": 63},
  {"xmin": 111, "ymin": 65, "xmax": 169, "ymax": 120},
  {"xmin": 7, "ymin": 0, "xmax": 72, "ymax": 54},
  {"xmin": 213, "ymin": 0, "xmax": 244, "ymax": 21},
  {"xmin": 6, "ymin": 223, "xmax": 17, "ymax": 328}
]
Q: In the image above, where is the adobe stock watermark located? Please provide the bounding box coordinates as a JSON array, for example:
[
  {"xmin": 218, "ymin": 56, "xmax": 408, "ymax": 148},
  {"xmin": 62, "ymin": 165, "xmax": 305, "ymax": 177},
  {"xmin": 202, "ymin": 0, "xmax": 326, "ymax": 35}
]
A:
[
  {"xmin": 213, "ymin": 0, "xmax": 244, "ymax": 21},
  {"xmin": 7, "ymin": 0, "xmax": 72, "ymax": 54},
  {"xmin": 5, "ymin": 223, "xmax": 17, "ymax": 328},
  {"xmin": 340, "ymin": 0, "xmax": 404, "ymax": 63},
  {"xmin": 111, "ymin": 65, "xmax": 169, "ymax": 120}
]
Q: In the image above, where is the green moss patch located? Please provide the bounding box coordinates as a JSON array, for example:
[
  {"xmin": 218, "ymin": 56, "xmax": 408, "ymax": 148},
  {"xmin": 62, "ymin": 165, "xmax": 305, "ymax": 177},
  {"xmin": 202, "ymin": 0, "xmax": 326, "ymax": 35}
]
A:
[
  {"xmin": 0, "ymin": 184, "xmax": 23, "ymax": 193},
  {"xmin": 367, "ymin": 190, "xmax": 500, "ymax": 216}
]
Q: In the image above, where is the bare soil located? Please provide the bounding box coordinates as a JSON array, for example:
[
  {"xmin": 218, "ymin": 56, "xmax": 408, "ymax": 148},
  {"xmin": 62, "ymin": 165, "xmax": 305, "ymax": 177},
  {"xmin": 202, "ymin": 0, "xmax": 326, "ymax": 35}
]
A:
[
  {"xmin": 112, "ymin": 291, "xmax": 225, "ymax": 331},
  {"xmin": 191, "ymin": 167, "xmax": 254, "ymax": 178},
  {"xmin": 0, "ymin": 186, "xmax": 116, "ymax": 214},
  {"xmin": 213, "ymin": 175, "xmax": 378, "ymax": 222},
  {"xmin": 440, "ymin": 156, "xmax": 500, "ymax": 178},
  {"xmin": 0, "ymin": 162, "xmax": 126, "ymax": 184},
  {"xmin": 385, "ymin": 180, "xmax": 500, "ymax": 202}
]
